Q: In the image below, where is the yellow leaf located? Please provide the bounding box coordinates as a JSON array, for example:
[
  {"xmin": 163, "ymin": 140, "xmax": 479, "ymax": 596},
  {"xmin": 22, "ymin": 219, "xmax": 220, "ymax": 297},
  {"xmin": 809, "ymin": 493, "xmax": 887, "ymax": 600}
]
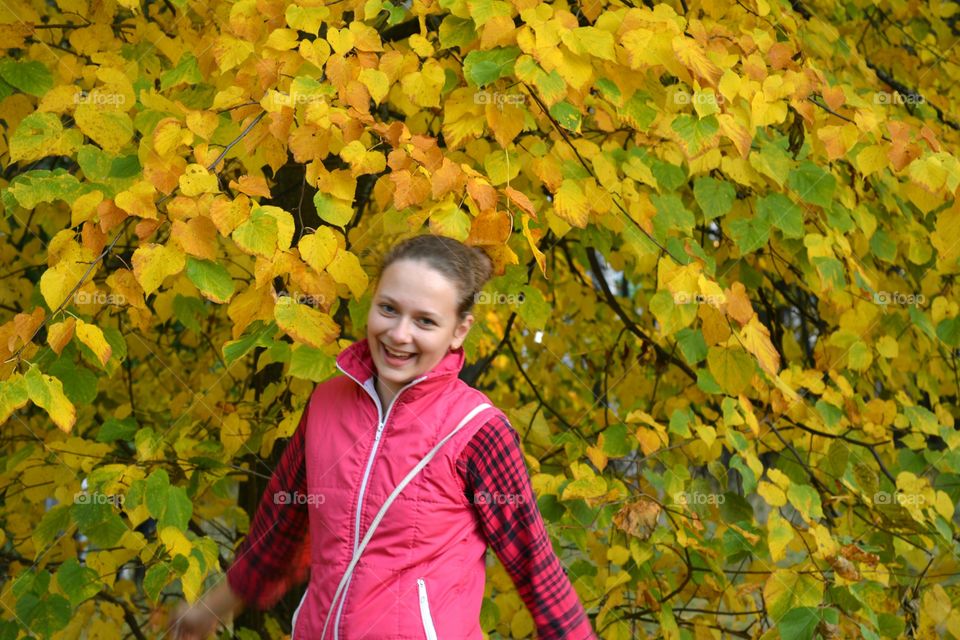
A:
[
  {"xmin": 220, "ymin": 412, "xmax": 251, "ymax": 457},
  {"xmin": 764, "ymin": 570, "xmax": 823, "ymax": 620},
  {"xmin": 327, "ymin": 27, "xmax": 355, "ymax": 55},
  {"xmin": 179, "ymin": 164, "xmax": 220, "ymax": 196},
  {"xmin": 75, "ymin": 320, "xmax": 112, "ymax": 367},
  {"xmin": 671, "ymin": 36, "xmax": 722, "ymax": 86},
  {"xmin": 159, "ymin": 526, "xmax": 192, "ymax": 559},
  {"xmin": 326, "ymin": 250, "xmax": 368, "ymax": 299},
  {"xmin": 358, "ymin": 68, "xmax": 390, "ymax": 105},
  {"xmin": 213, "ymin": 34, "xmax": 255, "ymax": 71},
  {"xmin": 40, "ymin": 258, "xmax": 92, "ymax": 312},
  {"xmin": 24, "ymin": 366, "xmax": 76, "ymax": 432},
  {"xmin": 706, "ymin": 346, "xmax": 755, "ymax": 395},
  {"xmin": 47, "ymin": 318, "xmax": 76, "ymax": 355},
  {"xmin": 0, "ymin": 374, "xmax": 30, "ymax": 425},
  {"xmin": 298, "ymin": 228, "xmax": 340, "ymax": 273},
  {"xmin": 71, "ymin": 190, "xmax": 103, "ymax": 227},
  {"xmin": 757, "ymin": 481, "xmax": 787, "ymax": 507},
  {"xmin": 767, "ymin": 510, "xmax": 794, "ymax": 561},
  {"xmin": 273, "ymin": 296, "xmax": 340, "ymax": 348},
  {"xmin": 115, "ymin": 180, "xmax": 158, "ymax": 219},
  {"xmin": 739, "ymin": 316, "xmax": 780, "ymax": 377},
  {"xmin": 74, "ymin": 103, "xmax": 134, "ymax": 154},
  {"xmin": 553, "ymin": 180, "xmax": 590, "ymax": 227},
  {"xmin": 132, "ymin": 243, "xmax": 186, "ymax": 296}
]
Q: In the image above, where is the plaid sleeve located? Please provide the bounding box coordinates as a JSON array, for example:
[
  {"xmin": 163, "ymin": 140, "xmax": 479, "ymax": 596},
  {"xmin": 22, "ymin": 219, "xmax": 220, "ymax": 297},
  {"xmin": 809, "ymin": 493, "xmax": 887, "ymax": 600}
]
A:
[
  {"xmin": 225, "ymin": 400, "xmax": 312, "ymax": 610},
  {"xmin": 457, "ymin": 415, "xmax": 598, "ymax": 640}
]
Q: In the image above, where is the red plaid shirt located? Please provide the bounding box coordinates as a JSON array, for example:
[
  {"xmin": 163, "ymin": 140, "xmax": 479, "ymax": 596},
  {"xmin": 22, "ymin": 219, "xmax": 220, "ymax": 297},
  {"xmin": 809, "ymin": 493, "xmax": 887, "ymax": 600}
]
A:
[{"xmin": 225, "ymin": 401, "xmax": 597, "ymax": 639}]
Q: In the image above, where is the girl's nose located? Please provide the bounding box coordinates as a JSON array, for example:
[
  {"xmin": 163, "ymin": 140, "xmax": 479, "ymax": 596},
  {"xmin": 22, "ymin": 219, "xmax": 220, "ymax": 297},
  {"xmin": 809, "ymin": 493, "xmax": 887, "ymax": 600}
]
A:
[{"xmin": 388, "ymin": 317, "xmax": 413, "ymax": 343}]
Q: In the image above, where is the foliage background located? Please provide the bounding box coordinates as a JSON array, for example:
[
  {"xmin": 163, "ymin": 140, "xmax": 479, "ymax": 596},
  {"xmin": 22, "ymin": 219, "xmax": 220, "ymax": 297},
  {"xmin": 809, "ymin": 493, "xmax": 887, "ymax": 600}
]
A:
[{"xmin": 1, "ymin": 0, "xmax": 960, "ymax": 637}]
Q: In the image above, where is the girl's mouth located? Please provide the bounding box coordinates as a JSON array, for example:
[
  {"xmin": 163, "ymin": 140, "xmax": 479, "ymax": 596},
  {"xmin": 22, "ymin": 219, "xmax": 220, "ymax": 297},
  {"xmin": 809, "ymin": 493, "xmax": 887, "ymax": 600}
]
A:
[{"xmin": 381, "ymin": 342, "xmax": 417, "ymax": 366}]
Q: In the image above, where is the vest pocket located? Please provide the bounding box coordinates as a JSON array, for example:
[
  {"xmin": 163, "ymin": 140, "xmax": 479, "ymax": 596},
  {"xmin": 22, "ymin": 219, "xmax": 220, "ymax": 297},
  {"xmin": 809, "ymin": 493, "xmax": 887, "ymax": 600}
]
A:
[{"xmin": 416, "ymin": 577, "xmax": 439, "ymax": 640}]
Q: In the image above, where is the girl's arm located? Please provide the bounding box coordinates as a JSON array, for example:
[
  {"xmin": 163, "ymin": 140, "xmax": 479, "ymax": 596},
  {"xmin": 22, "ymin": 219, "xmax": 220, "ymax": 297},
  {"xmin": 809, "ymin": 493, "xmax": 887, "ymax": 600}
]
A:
[
  {"xmin": 458, "ymin": 415, "xmax": 599, "ymax": 640},
  {"xmin": 224, "ymin": 397, "xmax": 313, "ymax": 609}
]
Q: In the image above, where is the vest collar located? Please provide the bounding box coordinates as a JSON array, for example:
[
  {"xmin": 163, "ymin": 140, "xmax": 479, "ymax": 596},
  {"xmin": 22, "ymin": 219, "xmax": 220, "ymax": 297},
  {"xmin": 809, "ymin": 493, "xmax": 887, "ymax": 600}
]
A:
[{"xmin": 336, "ymin": 337, "xmax": 465, "ymax": 404}]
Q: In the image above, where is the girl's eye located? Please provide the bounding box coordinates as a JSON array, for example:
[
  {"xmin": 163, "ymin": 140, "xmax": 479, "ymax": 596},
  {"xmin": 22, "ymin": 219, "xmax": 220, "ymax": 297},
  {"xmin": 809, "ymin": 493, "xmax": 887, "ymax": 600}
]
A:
[
  {"xmin": 419, "ymin": 317, "xmax": 435, "ymax": 326},
  {"xmin": 380, "ymin": 303, "xmax": 394, "ymax": 313}
]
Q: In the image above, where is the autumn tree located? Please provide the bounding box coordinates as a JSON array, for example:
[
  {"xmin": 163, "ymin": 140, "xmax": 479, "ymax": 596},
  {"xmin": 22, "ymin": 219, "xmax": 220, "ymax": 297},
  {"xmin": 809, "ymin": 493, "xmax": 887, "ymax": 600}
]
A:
[{"xmin": 2, "ymin": 0, "xmax": 960, "ymax": 637}]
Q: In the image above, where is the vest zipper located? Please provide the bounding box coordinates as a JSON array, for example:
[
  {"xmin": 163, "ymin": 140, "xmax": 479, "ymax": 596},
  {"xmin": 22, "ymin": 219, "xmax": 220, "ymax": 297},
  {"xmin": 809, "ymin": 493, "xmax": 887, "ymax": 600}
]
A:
[
  {"xmin": 330, "ymin": 364, "xmax": 428, "ymax": 640},
  {"xmin": 417, "ymin": 577, "xmax": 439, "ymax": 640}
]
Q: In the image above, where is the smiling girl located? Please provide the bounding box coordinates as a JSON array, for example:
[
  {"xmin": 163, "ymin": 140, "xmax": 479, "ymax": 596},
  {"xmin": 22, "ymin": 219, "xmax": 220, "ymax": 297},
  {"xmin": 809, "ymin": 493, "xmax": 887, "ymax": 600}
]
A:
[{"xmin": 170, "ymin": 234, "xmax": 597, "ymax": 639}]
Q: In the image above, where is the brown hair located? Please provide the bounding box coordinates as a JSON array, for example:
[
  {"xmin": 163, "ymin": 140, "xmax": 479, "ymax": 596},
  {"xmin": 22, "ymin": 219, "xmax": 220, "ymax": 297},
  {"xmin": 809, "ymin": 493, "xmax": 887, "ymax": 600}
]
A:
[{"xmin": 377, "ymin": 235, "xmax": 494, "ymax": 320}]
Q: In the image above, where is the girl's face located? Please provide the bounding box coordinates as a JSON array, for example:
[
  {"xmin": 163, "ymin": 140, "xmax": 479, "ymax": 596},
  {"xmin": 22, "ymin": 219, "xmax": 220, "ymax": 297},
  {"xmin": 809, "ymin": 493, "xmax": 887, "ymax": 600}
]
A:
[{"xmin": 366, "ymin": 258, "xmax": 474, "ymax": 399}]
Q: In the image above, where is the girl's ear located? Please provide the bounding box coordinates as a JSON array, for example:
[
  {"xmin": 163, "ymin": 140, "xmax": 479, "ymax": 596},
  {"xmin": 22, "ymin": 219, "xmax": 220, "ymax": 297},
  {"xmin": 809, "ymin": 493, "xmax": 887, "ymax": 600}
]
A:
[{"xmin": 450, "ymin": 313, "xmax": 475, "ymax": 350}]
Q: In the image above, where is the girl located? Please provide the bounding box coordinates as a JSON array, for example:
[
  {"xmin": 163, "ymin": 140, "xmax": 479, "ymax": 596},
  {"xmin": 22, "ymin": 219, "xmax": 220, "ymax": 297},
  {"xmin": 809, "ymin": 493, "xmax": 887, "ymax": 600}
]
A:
[{"xmin": 170, "ymin": 234, "xmax": 597, "ymax": 639}]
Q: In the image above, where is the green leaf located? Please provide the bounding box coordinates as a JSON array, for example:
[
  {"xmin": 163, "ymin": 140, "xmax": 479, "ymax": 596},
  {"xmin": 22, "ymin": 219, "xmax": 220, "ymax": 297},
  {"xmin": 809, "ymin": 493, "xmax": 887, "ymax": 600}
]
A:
[
  {"xmin": 517, "ymin": 285, "xmax": 551, "ymax": 331},
  {"xmin": 693, "ymin": 176, "xmax": 735, "ymax": 220},
  {"xmin": 438, "ymin": 16, "xmax": 477, "ymax": 50},
  {"xmin": 812, "ymin": 256, "xmax": 845, "ymax": 289},
  {"xmin": 185, "ymin": 257, "xmax": 235, "ymax": 304},
  {"xmin": 143, "ymin": 562, "xmax": 177, "ymax": 603},
  {"xmin": 786, "ymin": 483, "xmax": 824, "ymax": 520},
  {"xmin": 2, "ymin": 169, "xmax": 96, "ymax": 211},
  {"xmin": 651, "ymin": 194, "xmax": 695, "ymax": 241},
  {"xmin": 936, "ymin": 317, "xmax": 960, "ymax": 347},
  {"xmin": 600, "ymin": 423, "xmax": 631, "ymax": 457},
  {"xmin": 671, "ymin": 114, "xmax": 718, "ymax": 153},
  {"xmin": 145, "ymin": 469, "xmax": 193, "ymax": 531},
  {"xmin": 32, "ymin": 504, "xmax": 72, "ymax": 549},
  {"xmin": 778, "ymin": 607, "xmax": 820, "ymax": 640},
  {"xmin": 289, "ymin": 345, "xmax": 338, "ymax": 382},
  {"xmin": 676, "ymin": 328, "xmax": 708, "ymax": 364},
  {"xmin": 223, "ymin": 321, "xmax": 277, "ymax": 364},
  {"xmin": 55, "ymin": 558, "xmax": 102, "ymax": 607},
  {"xmin": 758, "ymin": 193, "xmax": 805, "ymax": 239},
  {"xmin": 549, "ymin": 101, "xmax": 581, "ymax": 132},
  {"xmin": 313, "ymin": 193, "xmax": 355, "ymax": 227},
  {"xmin": 0, "ymin": 59, "xmax": 54, "ymax": 96},
  {"xmin": 463, "ymin": 46, "xmax": 521, "ymax": 87},
  {"xmin": 72, "ymin": 501, "xmax": 127, "ymax": 547},
  {"xmin": 621, "ymin": 92, "xmax": 657, "ymax": 130},
  {"xmin": 16, "ymin": 593, "xmax": 71, "ymax": 637},
  {"xmin": 729, "ymin": 216, "xmax": 770, "ymax": 255},
  {"xmin": 173, "ymin": 294, "xmax": 207, "ymax": 333},
  {"xmin": 651, "ymin": 161, "xmax": 687, "ymax": 192},
  {"xmin": 160, "ymin": 52, "xmax": 203, "ymax": 90},
  {"xmin": 97, "ymin": 416, "xmax": 139, "ymax": 442},
  {"xmin": 869, "ymin": 228, "xmax": 897, "ymax": 262},
  {"xmin": 787, "ymin": 161, "xmax": 836, "ymax": 209},
  {"xmin": 48, "ymin": 359, "xmax": 98, "ymax": 406}
]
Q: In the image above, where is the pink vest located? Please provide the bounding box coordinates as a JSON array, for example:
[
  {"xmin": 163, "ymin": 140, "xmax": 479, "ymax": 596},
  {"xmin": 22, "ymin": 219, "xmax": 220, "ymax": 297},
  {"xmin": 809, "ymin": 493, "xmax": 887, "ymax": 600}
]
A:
[{"xmin": 292, "ymin": 338, "xmax": 504, "ymax": 639}]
